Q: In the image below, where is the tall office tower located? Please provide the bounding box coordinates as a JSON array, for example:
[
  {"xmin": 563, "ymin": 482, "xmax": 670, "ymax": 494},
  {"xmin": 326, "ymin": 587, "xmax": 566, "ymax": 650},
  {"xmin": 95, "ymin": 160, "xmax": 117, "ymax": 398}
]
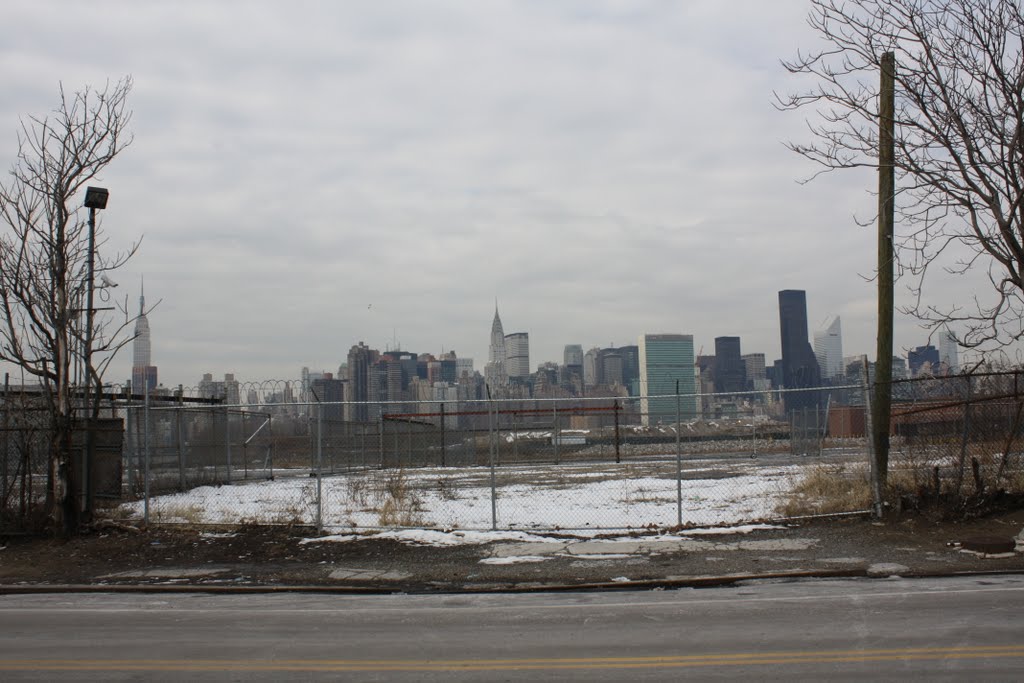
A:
[
  {"xmin": 455, "ymin": 357, "xmax": 474, "ymax": 380},
  {"xmin": 908, "ymin": 344, "xmax": 940, "ymax": 377},
  {"xmin": 504, "ymin": 332, "xmax": 530, "ymax": 379},
  {"xmin": 346, "ymin": 342, "xmax": 377, "ymax": 422},
  {"xmin": 380, "ymin": 351, "xmax": 417, "ymax": 405},
  {"xmin": 938, "ymin": 327, "xmax": 959, "ymax": 374},
  {"xmin": 484, "ymin": 306, "xmax": 508, "ymax": 392},
  {"xmin": 563, "ymin": 343, "xmax": 584, "ymax": 379},
  {"xmin": 310, "ymin": 376, "xmax": 344, "ymax": 425},
  {"xmin": 601, "ymin": 350, "xmax": 624, "ymax": 387},
  {"xmin": 892, "ymin": 356, "xmax": 908, "ymax": 380},
  {"xmin": 713, "ymin": 336, "xmax": 744, "ymax": 393},
  {"xmin": 617, "ymin": 345, "xmax": 641, "ymax": 395},
  {"xmin": 813, "ymin": 316, "xmax": 844, "ymax": 380},
  {"xmin": 131, "ymin": 287, "xmax": 158, "ymax": 394},
  {"xmin": 638, "ymin": 333, "xmax": 696, "ymax": 425},
  {"xmin": 583, "ymin": 347, "xmax": 601, "ymax": 387},
  {"xmin": 778, "ymin": 290, "xmax": 822, "ymax": 413},
  {"xmin": 198, "ymin": 373, "xmax": 239, "ymax": 404},
  {"xmin": 742, "ymin": 353, "xmax": 767, "ymax": 385}
]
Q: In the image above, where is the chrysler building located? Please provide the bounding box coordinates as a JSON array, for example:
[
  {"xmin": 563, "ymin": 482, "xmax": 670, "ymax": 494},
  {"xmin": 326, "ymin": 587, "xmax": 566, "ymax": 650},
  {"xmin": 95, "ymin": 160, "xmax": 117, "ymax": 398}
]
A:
[{"xmin": 484, "ymin": 304, "xmax": 507, "ymax": 394}]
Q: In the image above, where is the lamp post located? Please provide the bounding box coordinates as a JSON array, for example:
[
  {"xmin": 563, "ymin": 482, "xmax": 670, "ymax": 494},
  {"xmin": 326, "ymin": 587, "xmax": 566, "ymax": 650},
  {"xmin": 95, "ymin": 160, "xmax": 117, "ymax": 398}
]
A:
[{"xmin": 82, "ymin": 186, "xmax": 108, "ymax": 519}]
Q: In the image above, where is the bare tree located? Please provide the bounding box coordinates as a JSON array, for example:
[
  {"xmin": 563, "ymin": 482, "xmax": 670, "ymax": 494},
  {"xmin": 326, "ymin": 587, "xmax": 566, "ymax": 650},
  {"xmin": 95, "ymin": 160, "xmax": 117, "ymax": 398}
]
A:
[
  {"xmin": 778, "ymin": 0, "xmax": 1024, "ymax": 353},
  {"xmin": 0, "ymin": 78, "xmax": 136, "ymax": 532}
]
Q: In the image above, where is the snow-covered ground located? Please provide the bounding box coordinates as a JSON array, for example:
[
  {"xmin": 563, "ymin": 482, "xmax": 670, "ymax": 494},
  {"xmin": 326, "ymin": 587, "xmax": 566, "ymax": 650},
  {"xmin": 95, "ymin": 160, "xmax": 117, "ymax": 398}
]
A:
[{"xmin": 123, "ymin": 460, "xmax": 804, "ymax": 532}]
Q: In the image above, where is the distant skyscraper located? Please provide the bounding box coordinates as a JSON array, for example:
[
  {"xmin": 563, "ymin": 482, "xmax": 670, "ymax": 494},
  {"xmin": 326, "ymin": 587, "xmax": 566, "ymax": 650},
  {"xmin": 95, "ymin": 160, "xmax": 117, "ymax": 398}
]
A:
[
  {"xmin": 618, "ymin": 345, "xmax": 641, "ymax": 395},
  {"xmin": 583, "ymin": 347, "xmax": 601, "ymax": 387},
  {"xmin": 742, "ymin": 353, "xmax": 767, "ymax": 385},
  {"xmin": 484, "ymin": 305, "xmax": 508, "ymax": 392},
  {"xmin": 198, "ymin": 373, "xmax": 239, "ymax": 404},
  {"xmin": 563, "ymin": 344, "xmax": 583, "ymax": 368},
  {"xmin": 813, "ymin": 316, "xmax": 844, "ymax": 380},
  {"xmin": 563, "ymin": 344, "xmax": 584, "ymax": 390},
  {"xmin": 504, "ymin": 332, "xmax": 530, "ymax": 379},
  {"xmin": 938, "ymin": 327, "xmax": 959, "ymax": 373},
  {"xmin": 131, "ymin": 286, "xmax": 157, "ymax": 394},
  {"xmin": 638, "ymin": 333, "xmax": 696, "ymax": 425},
  {"xmin": 778, "ymin": 290, "xmax": 821, "ymax": 413},
  {"xmin": 600, "ymin": 351, "xmax": 624, "ymax": 387},
  {"xmin": 908, "ymin": 345, "xmax": 940, "ymax": 377},
  {"xmin": 455, "ymin": 357, "xmax": 474, "ymax": 380},
  {"xmin": 346, "ymin": 342, "xmax": 377, "ymax": 422},
  {"xmin": 713, "ymin": 336, "xmax": 744, "ymax": 393}
]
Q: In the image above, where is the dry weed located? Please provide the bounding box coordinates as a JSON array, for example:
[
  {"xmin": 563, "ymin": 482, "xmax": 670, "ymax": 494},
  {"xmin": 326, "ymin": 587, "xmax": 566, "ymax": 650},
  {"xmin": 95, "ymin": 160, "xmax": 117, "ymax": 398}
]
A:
[{"xmin": 775, "ymin": 463, "xmax": 872, "ymax": 517}]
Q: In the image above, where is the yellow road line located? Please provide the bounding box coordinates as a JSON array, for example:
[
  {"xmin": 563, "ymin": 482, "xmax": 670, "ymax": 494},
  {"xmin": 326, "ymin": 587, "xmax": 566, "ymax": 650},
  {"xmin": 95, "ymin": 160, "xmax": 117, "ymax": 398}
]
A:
[{"xmin": 2, "ymin": 645, "xmax": 1023, "ymax": 672}]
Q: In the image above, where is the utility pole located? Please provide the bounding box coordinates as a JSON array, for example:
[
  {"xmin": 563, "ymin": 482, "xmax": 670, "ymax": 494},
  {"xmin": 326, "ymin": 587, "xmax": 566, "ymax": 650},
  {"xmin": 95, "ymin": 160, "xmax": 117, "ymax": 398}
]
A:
[{"xmin": 872, "ymin": 52, "xmax": 896, "ymax": 504}]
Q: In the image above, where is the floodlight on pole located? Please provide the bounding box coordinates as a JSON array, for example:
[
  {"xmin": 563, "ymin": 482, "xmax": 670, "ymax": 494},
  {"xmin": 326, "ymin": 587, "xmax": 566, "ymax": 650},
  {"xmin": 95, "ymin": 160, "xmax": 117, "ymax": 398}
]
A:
[
  {"xmin": 83, "ymin": 186, "xmax": 109, "ymax": 210},
  {"xmin": 82, "ymin": 186, "xmax": 109, "ymax": 520}
]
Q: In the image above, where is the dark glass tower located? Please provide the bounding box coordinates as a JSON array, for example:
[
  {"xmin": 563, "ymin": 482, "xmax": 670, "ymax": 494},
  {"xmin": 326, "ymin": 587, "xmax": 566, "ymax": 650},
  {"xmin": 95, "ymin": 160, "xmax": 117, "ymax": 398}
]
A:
[
  {"xmin": 713, "ymin": 336, "xmax": 744, "ymax": 393},
  {"xmin": 778, "ymin": 290, "xmax": 821, "ymax": 413}
]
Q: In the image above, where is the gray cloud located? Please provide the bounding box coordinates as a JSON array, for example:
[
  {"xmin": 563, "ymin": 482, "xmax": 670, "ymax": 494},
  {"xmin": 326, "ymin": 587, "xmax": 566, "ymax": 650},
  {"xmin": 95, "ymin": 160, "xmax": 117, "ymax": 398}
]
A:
[{"xmin": 0, "ymin": 0, "xmax": 990, "ymax": 385}]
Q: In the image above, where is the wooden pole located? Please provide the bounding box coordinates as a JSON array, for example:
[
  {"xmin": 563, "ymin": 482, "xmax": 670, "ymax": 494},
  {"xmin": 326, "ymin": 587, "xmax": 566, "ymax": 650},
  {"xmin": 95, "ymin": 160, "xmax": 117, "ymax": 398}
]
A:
[{"xmin": 872, "ymin": 51, "xmax": 896, "ymax": 504}]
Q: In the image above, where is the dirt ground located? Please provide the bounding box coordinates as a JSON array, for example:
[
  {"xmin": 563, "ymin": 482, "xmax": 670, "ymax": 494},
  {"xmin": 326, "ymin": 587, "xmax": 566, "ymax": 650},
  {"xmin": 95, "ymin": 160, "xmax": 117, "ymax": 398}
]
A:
[{"xmin": 2, "ymin": 508, "xmax": 1024, "ymax": 591}]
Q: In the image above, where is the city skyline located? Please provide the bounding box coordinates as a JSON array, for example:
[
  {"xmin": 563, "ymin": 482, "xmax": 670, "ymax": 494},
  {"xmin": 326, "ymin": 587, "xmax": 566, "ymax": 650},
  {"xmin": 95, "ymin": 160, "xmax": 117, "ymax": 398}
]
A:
[
  {"xmin": 1, "ymin": 1, "xmax": 992, "ymax": 388},
  {"xmin": 122, "ymin": 285, "xmax": 953, "ymax": 389}
]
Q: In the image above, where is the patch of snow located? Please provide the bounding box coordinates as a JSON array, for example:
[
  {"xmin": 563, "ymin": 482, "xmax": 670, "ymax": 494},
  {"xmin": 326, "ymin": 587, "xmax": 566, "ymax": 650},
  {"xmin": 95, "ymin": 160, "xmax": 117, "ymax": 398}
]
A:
[
  {"xmin": 479, "ymin": 556, "xmax": 551, "ymax": 565},
  {"xmin": 120, "ymin": 461, "xmax": 803, "ymax": 532},
  {"xmin": 303, "ymin": 529, "xmax": 566, "ymax": 547},
  {"xmin": 680, "ymin": 524, "xmax": 787, "ymax": 536}
]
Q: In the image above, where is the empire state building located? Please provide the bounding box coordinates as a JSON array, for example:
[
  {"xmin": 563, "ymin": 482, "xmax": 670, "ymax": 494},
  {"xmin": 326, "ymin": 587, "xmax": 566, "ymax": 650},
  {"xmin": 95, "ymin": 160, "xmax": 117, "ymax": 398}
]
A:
[{"xmin": 131, "ymin": 286, "xmax": 158, "ymax": 394}]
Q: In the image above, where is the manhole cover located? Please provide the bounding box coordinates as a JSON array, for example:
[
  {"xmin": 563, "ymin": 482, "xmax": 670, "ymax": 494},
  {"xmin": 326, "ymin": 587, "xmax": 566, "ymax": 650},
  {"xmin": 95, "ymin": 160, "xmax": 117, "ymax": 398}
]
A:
[{"xmin": 960, "ymin": 536, "xmax": 1016, "ymax": 554}]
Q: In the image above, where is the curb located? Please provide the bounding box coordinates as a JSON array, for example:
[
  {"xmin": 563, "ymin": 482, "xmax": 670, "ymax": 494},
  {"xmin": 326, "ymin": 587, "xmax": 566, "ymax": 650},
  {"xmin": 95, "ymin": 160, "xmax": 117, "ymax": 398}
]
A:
[{"xmin": 0, "ymin": 569, "xmax": 876, "ymax": 595}]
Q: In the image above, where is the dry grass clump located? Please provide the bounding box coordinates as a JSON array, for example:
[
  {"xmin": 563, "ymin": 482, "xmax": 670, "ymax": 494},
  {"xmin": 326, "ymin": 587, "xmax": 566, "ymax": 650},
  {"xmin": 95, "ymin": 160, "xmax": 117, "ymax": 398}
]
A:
[
  {"xmin": 153, "ymin": 503, "xmax": 207, "ymax": 524},
  {"xmin": 339, "ymin": 468, "xmax": 424, "ymax": 527},
  {"xmin": 775, "ymin": 463, "xmax": 873, "ymax": 517},
  {"xmin": 376, "ymin": 468, "xmax": 424, "ymax": 526}
]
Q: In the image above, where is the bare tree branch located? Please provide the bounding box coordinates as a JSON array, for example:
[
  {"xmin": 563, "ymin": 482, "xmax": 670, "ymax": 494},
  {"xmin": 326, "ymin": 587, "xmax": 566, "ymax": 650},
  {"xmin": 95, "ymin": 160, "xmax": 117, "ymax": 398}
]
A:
[
  {"xmin": 0, "ymin": 77, "xmax": 136, "ymax": 532},
  {"xmin": 780, "ymin": 0, "xmax": 1024, "ymax": 353}
]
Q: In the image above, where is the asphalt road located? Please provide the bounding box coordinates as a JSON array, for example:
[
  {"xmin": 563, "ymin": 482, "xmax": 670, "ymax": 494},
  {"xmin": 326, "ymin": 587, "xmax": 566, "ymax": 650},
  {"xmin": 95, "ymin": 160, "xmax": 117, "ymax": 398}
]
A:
[{"xmin": 1, "ymin": 576, "xmax": 1022, "ymax": 681}]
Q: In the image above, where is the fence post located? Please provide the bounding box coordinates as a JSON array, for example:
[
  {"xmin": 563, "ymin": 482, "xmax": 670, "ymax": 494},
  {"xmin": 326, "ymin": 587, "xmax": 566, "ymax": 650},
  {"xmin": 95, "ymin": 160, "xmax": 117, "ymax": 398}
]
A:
[
  {"xmin": 316, "ymin": 398, "xmax": 323, "ymax": 532},
  {"xmin": 242, "ymin": 411, "xmax": 249, "ymax": 480},
  {"xmin": 225, "ymin": 407, "xmax": 233, "ymax": 484},
  {"xmin": 406, "ymin": 416, "xmax": 412, "ymax": 467},
  {"xmin": 2, "ymin": 373, "xmax": 8, "ymax": 515},
  {"xmin": 440, "ymin": 403, "xmax": 447, "ymax": 467},
  {"xmin": 393, "ymin": 417, "xmax": 400, "ymax": 468},
  {"xmin": 553, "ymin": 403, "xmax": 560, "ymax": 466},
  {"xmin": 614, "ymin": 399, "xmax": 621, "ymax": 464},
  {"xmin": 268, "ymin": 414, "xmax": 274, "ymax": 480},
  {"xmin": 862, "ymin": 355, "xmax": 883, "ymax": 518},
  {"xmin": 512, "ymin": 409, "xmax": 519, "ymax": 462},
  {"xmin": 378, "ymin": 412, "xmax": 385, "ymax": 469},
  {"xmin": 488, "ymin": 389, "xmax": 497, "ymax": 531},
  {"xmin": 676, "ymin": 380, "xmax": 683, "ymax": 527},
  {"xmin": 143, "ymin": 387, "xmax": 151, "ymax": 526},
  {"xmin": 125, "ymin": 391, "xmax": 135, "ymax": 496},
  {"xmin": 955, "ymin": 374, "xmax": 973, "ymax": 498},
  {"xmin": 176, "ymin": 404, "xmax": 185, "ymax": 492}
]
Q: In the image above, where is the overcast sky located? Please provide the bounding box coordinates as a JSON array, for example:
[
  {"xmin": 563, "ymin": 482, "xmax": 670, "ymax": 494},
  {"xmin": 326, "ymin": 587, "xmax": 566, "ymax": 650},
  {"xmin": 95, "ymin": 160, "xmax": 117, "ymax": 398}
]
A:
[{"xmin": 1, "ymin": 0, "xmax": 985, "ymax": 388}]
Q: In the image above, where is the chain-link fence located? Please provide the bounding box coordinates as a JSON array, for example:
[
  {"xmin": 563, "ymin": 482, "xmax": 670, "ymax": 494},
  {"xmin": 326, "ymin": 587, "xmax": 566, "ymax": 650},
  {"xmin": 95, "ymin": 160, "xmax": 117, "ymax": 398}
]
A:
[
  {"xmin": 107, "ymin": 383, "xmax": 877, "ymax": 531},
  {"xmin": 20, "ymin": 371, "xmax": 1024, "ymax": 533},
  {"xmin": 889, "ymin": 371, "xmax": 1024, "ymax": 508},
  {"xmin": 0, "ymin": 395, "xmax": 50, "ymax": 532}
]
